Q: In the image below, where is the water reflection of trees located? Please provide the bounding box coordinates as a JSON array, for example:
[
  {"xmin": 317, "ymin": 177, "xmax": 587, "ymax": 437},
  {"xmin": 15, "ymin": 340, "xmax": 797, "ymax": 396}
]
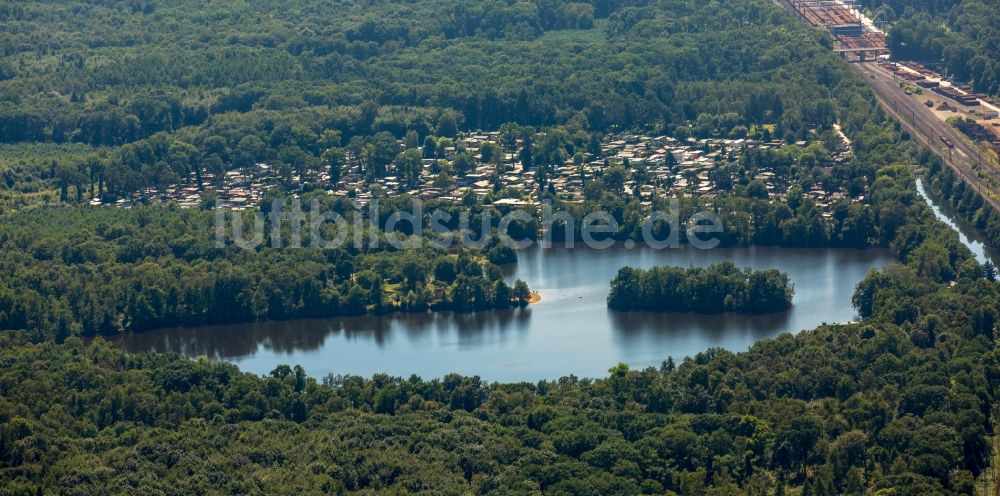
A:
[
  {"xmin": 114, "ymin": 308, "xmax": 533, "ymax": 360},
  {"xmin": 608, "ymin": 308, "xmax": 794, "ymax": 340},
  {"xmin": 110, "ymin": 244, "xmax": 893, "ymax": 377}
]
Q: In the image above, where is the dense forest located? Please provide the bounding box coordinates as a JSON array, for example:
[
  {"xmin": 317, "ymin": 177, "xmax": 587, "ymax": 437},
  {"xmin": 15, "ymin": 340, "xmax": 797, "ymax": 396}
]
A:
[
  {"xmin": 0, "ymin": 0, "xmax": 919, "ymax": 339},
  {"xmin": 0, "ymin": 0, "xmax": 836, "ymax": 144},
  {"xmin": 608, "ymin": 262, "xmax": 794, "ymax": 314},
  {"xmin": 875, "ymin": 0, "xmax": 1000, "ymax": 96},
  {"xmin": 0, "ymin": 0, "xmax": 856, "ymax": 206},
  {"xmin": 0, "ymin": 200, "xmax": 533, "ymax": 338},
  {"xmin": 2, "ymin": 167, "xmax": 999, "ymax": 494},
  {"xmin": 1, "ymin": 0, "xmax": 1000, "ymax": 494}
]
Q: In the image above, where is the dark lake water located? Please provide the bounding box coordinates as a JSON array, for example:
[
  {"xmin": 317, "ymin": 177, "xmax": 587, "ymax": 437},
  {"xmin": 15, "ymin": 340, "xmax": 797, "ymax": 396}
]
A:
[{"xmin": 115, "ymin": 244, "xmax": 895, "ymax": 381}]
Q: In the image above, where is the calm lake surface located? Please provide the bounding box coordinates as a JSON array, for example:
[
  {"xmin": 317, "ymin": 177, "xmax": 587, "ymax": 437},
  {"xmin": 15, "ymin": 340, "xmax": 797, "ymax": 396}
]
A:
[{"xmin": 116, "ymin": 245, "xmax": 895, "ymax": 381}]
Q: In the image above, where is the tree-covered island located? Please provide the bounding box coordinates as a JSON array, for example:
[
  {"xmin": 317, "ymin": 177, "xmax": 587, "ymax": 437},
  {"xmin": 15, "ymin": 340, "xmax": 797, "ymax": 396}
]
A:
[{"xmin": 608, "ymin": 261, "xmax": 794, "ymax": 314}]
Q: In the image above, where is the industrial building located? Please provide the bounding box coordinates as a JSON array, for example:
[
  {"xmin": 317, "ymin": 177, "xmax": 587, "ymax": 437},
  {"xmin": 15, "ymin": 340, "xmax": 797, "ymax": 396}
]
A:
[{"xmin": 782, "ymin": 0, "xmax": 888, "ymax": 61}]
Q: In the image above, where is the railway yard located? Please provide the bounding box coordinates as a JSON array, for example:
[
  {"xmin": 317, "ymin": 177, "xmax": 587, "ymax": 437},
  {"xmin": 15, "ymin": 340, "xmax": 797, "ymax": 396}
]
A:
[
  {"xmin": 781, "ymin": 0, "xmax": 887, "ymax": 59},
  {"xmin": 858, "ymin": 60, "xmax": 1000, "ymax": 211},
  {"xmin": 779, "ymin": 0, "xmax": 1000, "ymax": 210}
]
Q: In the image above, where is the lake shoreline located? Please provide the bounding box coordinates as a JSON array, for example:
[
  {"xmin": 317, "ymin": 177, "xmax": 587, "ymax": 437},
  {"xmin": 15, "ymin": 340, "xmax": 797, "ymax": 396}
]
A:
[{"xmin": 110, "ymin": 244, "xmax": 894, "ymax": 382}]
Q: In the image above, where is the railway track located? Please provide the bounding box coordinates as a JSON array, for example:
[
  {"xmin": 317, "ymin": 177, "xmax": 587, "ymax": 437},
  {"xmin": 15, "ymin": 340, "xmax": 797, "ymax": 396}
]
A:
[{"xmin": 855, "ymin": 62, "xmax": 1000, "ymax": 214}]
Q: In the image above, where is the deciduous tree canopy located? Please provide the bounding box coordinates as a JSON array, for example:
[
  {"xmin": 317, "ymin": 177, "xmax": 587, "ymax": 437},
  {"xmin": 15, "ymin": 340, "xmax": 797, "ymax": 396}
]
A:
[{"xmin": 608, "ymin": 262, "xmax": 794, "ymax": 314}]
